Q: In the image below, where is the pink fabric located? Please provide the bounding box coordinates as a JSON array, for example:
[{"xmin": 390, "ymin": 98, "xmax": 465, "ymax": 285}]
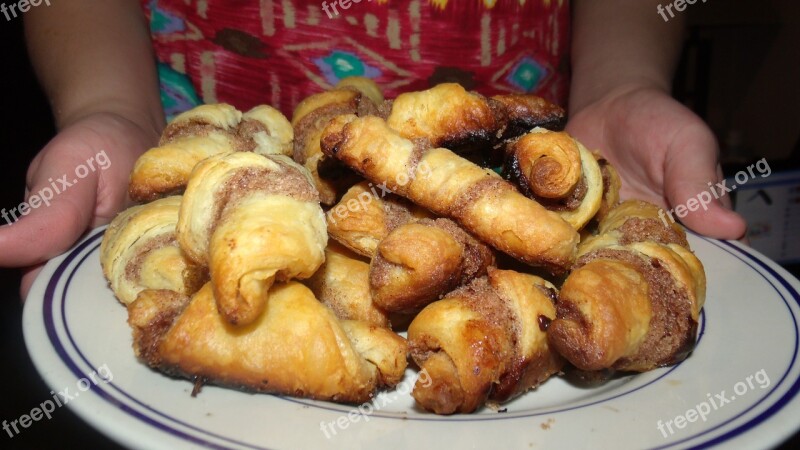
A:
[{"xmin": 144, "ymin": 0, "xmax": 571, "ymax": 116}]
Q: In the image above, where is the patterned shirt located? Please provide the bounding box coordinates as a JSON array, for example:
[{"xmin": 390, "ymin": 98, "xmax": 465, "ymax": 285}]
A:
[{"xmin": 142, "ymin": 0, "xmax": 570, "ymax": 117}]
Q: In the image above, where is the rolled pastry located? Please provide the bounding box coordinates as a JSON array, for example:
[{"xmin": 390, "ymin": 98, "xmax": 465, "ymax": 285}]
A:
[
  {"xmin": 491, "ymin": 93, "xmax": 568, "ymax": 139},
  {"xmin": 408, "ymin": 268, "xmax": 563, "ymax": 414},
  {"xmin": 548, "ymin": 200, "xmax": 705, "ymax": 372},
  {"xmin": 128, "ymin": 281, "xmax": 407, "ymax": 403},
  {"xmin": 326, "ymin": 183, "xmax": 494, "ymax": 313},
  {"xmin": 384, "ymin": 83, "xmax": 566, "ymax": 156},
  {"xmin": 326, "ymin": 181, "xmax": 432, "ymax": 258},
  {"xmin": 305, "ymin": 241, "xmax": 391, "ymax": 328},
  {"xmin": 177, "ymin": 152, "xmax": 327, "ymax": 326},
  {"xmin": 100, "ymin": 196, "xmax": 206, "ymax": 305},
  {"xmin": 593, "ymin": 155, "xmax": 622, "ymax": 223},
  {"xmin": 129, "ymin": 104, "xmax": 293, "ymax": 202},
  {"xmin": 320, "ymin": 114, "xmax": 578, "ymax": 274},
  {"xmin": 292, "ymin": 77, "xmax": 382, "ymax": 204},
  {"xmin": 370, "ymin": 218, "xmax": 495, "ymax": 314},
  {"xmin": 503, "ymin": 128, "xmax": 603, "ymax": 230}
]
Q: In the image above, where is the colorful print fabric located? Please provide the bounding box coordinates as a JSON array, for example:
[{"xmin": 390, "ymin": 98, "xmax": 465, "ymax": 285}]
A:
[{"xmin": 143, "ymin": 0, "xmax": 570, "ymax": 117}]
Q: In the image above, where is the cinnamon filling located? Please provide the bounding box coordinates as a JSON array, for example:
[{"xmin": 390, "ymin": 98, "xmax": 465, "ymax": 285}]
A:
[
  {"xmin": 293, "ymin": 100, "xmax": 359, "ymax": 163},
  {"xmin": 208, "ymin": 162, "xmax": 319, "ymax": 236},
  {"xmin": 236, "ymin": 119, "xmax": 271, "ymax": 152},
  {"xmin": 617, "ymin": 218, "xmax": 689, "ymax": 247},
  {"xmin": 577, "ymin": 249, "xmax": 697, "ymax": 369},
  {"xmin": 124, "ymin": 234, "xmax": 177, "ymax": 282}
]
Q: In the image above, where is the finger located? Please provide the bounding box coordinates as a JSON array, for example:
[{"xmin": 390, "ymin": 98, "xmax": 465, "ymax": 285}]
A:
[
  {"xmin": 0, "ymin": 172, "xmax": 97, "ymax": 268},
  {"xmin": 21, "ymin": 264, "xmax": 44, "ymax": 301},
  {"xmin": 663, "ymin": 125, "xmax": 747, "ymax": 240}
]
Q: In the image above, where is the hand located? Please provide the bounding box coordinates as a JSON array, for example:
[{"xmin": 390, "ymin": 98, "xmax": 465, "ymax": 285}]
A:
[
  {"xmin": 0, "ymin": 112, "xmax": 158, "ymax": 298},
  {"xmin": 566, "ymin": 84, "xmax": 747, "ymax": 240}
]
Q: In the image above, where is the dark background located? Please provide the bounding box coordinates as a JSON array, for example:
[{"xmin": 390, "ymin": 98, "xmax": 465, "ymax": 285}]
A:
[{"xmin": 1, "ymin": 1, "xmax": 798, "ymax": 449}]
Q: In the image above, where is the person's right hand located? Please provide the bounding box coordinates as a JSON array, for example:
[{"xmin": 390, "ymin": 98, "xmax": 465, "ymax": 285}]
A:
[{"xmin": 0, "ymin": 112, "xmax": 158, "ymax": 299}]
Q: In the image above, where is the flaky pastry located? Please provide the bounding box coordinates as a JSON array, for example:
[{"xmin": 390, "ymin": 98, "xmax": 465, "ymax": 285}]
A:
[
  {"xmin": 548, "ymin": 200, "xmax": 705, "ymax": 372},
  {"xmin": 100, "ymin": 196, "xmax": 206, "ymax": 305},
  {"xmin": 177, "ymin": 152, "xmax": 326, "ymax": 326},
  {"xmin": 129, "ymin": 281, "xmax": 406, "ymax": 403},
  {"xmin": 321, "ymin": 114, "xmax": 578, "ymax": 273},
  {"xmin": 408, "ymin": 268, "xmax": 563, "ymax": 414}
]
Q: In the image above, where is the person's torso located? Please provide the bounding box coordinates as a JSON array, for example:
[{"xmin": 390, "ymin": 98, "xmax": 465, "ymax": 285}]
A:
[{"xmin": 144, "ymin": 0, "xmax": 571, "ymax": 117}]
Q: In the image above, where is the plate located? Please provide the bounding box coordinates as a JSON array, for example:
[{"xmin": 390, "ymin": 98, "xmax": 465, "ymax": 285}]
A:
[{"xmin": 23, "ymin": 227, "xmax": 800, "ymax": 450}]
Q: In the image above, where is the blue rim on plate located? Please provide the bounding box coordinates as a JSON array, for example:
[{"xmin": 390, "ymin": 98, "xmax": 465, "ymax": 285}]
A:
[{"xmin": 27, "ymin": 229, "xmax": 800, "ymax": 449}]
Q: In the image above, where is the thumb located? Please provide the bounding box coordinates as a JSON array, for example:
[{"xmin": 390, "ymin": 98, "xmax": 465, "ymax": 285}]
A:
[
  {"xmin": 663, "ymin": 128, "xmax": 747, "ymax": 240},
  {"xmin": 0, "ymin": 171, "xmax": 97, "ymax": 268}
]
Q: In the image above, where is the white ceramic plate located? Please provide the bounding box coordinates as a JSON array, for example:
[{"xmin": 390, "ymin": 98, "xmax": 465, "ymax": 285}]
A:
[{"xmin": 23, "ymin": 227, "xmax": 800, "ymax": 450}]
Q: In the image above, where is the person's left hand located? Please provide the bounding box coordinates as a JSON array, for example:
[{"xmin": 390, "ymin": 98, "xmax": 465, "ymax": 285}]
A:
[{"xmin": 566, "ymin": 84, "xmax": 747, "ymax": 240}]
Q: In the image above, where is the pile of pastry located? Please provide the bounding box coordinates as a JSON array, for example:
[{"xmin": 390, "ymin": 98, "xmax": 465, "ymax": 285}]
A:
[{"xmin": 101, "ymin": 77, "xmax": 706, "ymax": 415}]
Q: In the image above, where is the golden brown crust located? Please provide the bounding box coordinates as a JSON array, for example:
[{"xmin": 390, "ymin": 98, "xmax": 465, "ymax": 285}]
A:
[
  {"xmin": 549, "ymin": 200, "xmax": 706, "ymax": 372},
  {"xmin": 238, "ymin": 105, "xmax": 294, "ymax": 156},
  {"xmin": 336, "ymin": 76, "xmax": 385, "ymax": 105},
  {"xmin": 369, "ymin": 218, "xmax": 495, "ymax": 314},
  {"xmin": 128, "ymin": 282, "xmax": 407, "ymax": 404},
  {"xmin": 292, "ymin": 77, "xmax": 382, "ymax": 204},
  {"xmin": 320, "ymin": 115, "xmax": 578, "ymax": 274},
  {"xmin": 177, "ymin": 152, "xmax": 327, "ymax": 326},
  {"xmin": 596, "ymin": 200, "xmax": 688, "ymax": 247},
  {"xmin": 386, "ymin": 83, "xmax": 503, "ymax": 152},
  {"xmin": 339, "ymin": 320, "xmax": 407, "ymax": 386},
  {"xmin": 101, "ymin": 196, "xmax": 207, "ymax": 305},
  {"xmin": 382, "ymin": 85, "xmax": 567, "ymax": 156},
  {"xmin": 547, "ymin": 258, "xmax": 652, "ymax": 371},
  {"xmin": 129, "ymin": 104, "xmax": 294, "ymax": 202},
  {"xmin": 292, "ymin": 92, "xmax": 360, "ymax": 164},
  {"xmin": 159, "ymin": 104, "xmax": 243, "ymax": 146},
  {"xmin": 128, "ymin": 289, "xmax": 191, "ymax": 365},
  {"xmin": 326, "ymin": 181, "xmax": 431, "ymax": 257},
  {"xmin": 506, "ymin": 130, "xmax": 582, "ymax": 199},
  {"xmin": 408, "ymin": 268, "xmax": 563, "ymax": 414},
  {"xmin": 503, "ymin": 129, "xmax": 604, "ymax": 230},
  {"xmin": 593, "ymin": 156, "xmax": 622, "ymax": 223},
  {"xmin": 304, "ymin": 241, "xmax": 390, "ymax": 327},
  {"xmin": 129, "ymin": 135, "xmax": 235, "ymax": 202},
  {"xmin": 490, "ymin": 93, "xmax": 567, "ymax": 139}
]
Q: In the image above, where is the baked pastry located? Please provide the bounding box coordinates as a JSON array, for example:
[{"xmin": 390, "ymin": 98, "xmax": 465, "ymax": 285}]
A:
[
  {"xmin": 292, "ymin": 77, "xmax": 382, "ymax": 204},
  {"xmin": 320, "ymin": 114, "xmax": 579, "ymax": 273},
  {"xmin": 491, "ymin": 93, "xmax": 568, "ymax": 139},
  {"xmin": 385, "ymin": 83, "xmax": 502, "ymax": 153},
  {"xmin": 326, "ymin": 181, "xmax": 431, "ymax": 258},
  {"xmin": 326, "ymin": 183, "xmax": 494, "ymax": 313},
  {"xmin": 407, "ymin": 268, "xmax": 563, "ymax": 414},
  {"xmin": 548, "ymin": 200, "xmax": 705, "ymax": 372},
  {"xmin": 129, "ymin": 104, "xmax": 293, "ymax": 202},
  {"xmin": 503, "ymin": 128, "xmax": 604, "ymax": 230},
  {"xmin": 177, "ymin": 151, "xmax": 327, "ymax": 326},
  {"xmin": 100, "ymin": 196, "xmax": 206, "ymax": 305},
  {"xmin": 305, "ymin": 241, "xmax": 390, "ymax": 328},
  {"xmin": 594, "ymin": 154, "xmax": 622, "ymax": 223},
  {"xmin": 158, "ymin": 103, "xmax": 293, "ymax": 156},
  {"xmin": 128, "ymin": 281, "xmax": 407, "ymax": 403},
  {"xmin": 370, "ymin": 218, "xmax": 495, "ymax": 313},
  {"xmin": 384, "ymin": 83, "xmax": 565, "ymax": 158},
  {"xmin": 128, "ymin": 134, "xmax": 233, "ymax": 202}
]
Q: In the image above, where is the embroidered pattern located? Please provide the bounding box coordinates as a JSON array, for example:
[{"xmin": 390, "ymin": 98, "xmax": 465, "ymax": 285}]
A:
[{"xmin": 144, "ymin": 0, "xmax": 570, "ymax": 116}]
